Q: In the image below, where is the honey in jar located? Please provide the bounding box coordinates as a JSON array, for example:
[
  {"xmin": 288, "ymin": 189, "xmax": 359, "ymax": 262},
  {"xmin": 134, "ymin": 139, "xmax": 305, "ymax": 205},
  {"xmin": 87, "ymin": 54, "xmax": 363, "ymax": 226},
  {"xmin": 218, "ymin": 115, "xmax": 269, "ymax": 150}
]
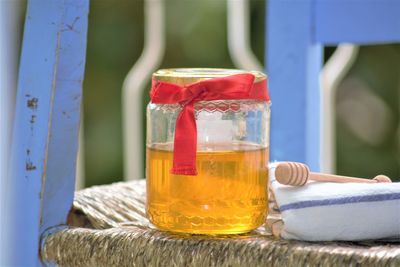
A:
[
  {"xmin": 147, "ymin": 143, "xmax": 268, "ymax": 234},
  {"xmin": 146, "ymin": 68, "xmax": 271, "ymax": 234}
]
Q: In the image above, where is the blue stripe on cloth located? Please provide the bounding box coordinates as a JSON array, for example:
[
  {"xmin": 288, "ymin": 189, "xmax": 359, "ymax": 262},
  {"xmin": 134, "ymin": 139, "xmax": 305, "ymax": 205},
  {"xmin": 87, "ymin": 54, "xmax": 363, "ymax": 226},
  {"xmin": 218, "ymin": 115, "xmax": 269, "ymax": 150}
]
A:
[{"xmin": 279, "ymin": 192, "xmax": 400, "ymax": 212}]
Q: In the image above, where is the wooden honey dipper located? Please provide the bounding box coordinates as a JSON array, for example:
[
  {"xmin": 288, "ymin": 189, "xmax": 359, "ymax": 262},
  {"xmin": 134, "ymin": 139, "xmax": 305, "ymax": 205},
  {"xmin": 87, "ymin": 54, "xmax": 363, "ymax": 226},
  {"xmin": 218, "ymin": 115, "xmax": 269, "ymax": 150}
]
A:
[{"xmin": 275, "ymin": 162, "xmax": 392, "ymax": 186}]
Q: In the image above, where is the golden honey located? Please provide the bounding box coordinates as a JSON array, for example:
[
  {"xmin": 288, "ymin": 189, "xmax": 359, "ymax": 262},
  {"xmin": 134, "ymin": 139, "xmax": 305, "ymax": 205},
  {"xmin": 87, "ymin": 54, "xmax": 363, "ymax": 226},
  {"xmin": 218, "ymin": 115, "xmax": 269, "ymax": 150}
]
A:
[{"xmin": 146, "ymin": 143, "xmax": 268, "ymax": 234}]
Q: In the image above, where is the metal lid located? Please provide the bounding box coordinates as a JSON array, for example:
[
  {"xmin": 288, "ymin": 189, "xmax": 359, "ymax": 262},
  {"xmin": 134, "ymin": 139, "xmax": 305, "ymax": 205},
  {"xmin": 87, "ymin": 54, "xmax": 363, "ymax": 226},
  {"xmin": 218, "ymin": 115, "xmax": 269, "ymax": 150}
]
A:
[{"xmin": 152, "ymin": 68, "xmax": 267, "ymax": 85}]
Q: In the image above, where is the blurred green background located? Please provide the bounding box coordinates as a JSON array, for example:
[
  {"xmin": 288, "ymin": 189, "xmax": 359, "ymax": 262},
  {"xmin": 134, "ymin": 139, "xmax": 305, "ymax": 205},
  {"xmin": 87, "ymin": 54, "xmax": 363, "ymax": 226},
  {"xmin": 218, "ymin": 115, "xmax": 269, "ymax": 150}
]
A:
[{"xmin": 82, "ymin": 0, "xmax": 399, "ymax": 186}]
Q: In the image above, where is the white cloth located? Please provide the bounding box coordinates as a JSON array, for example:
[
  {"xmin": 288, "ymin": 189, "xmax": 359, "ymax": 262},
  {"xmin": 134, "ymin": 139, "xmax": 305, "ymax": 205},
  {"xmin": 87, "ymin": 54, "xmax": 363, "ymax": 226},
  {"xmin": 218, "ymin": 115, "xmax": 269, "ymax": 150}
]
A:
[{"xmin": 269, "ymin": 163, "xmax": 400, "ymax": 241}]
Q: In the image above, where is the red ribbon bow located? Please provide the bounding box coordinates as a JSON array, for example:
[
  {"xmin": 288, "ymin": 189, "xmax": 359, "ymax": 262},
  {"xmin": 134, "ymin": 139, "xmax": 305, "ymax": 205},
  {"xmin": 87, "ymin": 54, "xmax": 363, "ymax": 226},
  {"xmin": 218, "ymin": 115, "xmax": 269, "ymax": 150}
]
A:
[{"xmin": 150, "ymin": 73, "xmax": 269, "ymax": 175}]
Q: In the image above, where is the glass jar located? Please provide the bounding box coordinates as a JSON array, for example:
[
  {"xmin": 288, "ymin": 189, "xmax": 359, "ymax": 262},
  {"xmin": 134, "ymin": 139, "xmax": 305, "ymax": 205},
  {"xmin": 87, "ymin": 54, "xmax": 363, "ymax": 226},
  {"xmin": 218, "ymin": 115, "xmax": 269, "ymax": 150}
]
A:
[{"xmin": 146, "ymin": 68, "xmax": 270, "ymax": 234}]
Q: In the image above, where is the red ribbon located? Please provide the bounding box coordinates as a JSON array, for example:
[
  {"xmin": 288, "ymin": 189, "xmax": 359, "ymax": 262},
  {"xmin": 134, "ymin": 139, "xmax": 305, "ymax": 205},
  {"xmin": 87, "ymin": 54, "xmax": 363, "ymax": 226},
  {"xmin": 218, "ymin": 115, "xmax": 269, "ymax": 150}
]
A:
[{"xmin": 150, "ymin": 73, "xmax": 270, "ymax": 175}]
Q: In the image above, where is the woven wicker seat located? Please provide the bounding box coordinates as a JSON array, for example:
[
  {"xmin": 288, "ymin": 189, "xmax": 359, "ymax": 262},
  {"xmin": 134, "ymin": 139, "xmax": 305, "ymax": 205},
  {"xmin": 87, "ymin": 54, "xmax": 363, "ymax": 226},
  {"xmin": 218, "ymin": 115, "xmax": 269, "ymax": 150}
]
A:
[{"xmin": 41, "ymin": 180, "xmax": 400, "ymax": 267}]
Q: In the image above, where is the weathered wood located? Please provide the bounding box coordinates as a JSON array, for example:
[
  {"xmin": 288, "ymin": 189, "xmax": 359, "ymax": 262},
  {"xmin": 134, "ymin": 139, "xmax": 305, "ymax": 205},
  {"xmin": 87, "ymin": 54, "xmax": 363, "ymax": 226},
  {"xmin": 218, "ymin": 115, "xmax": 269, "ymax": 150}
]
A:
[
  {"xmin": 315, "ymin": 0, "xmax": 400, "ymax": 45},
  {"xmin": 266, "ymin": 0, "xmax": 323, "ymax": 171},
  {"xmin": 7, "ymin": 0, "xmax": 89, "ymax": 265}
]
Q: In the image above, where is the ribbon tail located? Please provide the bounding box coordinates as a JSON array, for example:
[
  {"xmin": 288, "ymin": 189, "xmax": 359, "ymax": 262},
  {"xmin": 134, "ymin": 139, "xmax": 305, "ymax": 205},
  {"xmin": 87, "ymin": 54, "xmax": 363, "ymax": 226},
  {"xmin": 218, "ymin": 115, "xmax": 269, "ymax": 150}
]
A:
[{"xmin": 170, "ymin": 102, "xmax": 198, "ymax": 175}]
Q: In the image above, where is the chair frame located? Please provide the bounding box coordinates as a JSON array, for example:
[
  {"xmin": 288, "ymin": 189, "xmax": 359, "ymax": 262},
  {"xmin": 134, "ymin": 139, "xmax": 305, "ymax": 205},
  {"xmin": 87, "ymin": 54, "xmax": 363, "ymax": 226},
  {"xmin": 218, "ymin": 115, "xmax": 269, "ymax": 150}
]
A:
[{"xmin": 267, "ymin": 0, "xmax": 400, "ymax": 171}]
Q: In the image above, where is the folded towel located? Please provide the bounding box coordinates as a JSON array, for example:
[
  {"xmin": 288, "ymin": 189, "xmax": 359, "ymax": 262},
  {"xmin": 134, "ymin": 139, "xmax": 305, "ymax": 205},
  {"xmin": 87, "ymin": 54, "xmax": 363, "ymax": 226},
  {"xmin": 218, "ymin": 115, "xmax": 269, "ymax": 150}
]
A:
[{"xmin": 268, "ymin": 163, "xmax": 400, "ymax": 241}]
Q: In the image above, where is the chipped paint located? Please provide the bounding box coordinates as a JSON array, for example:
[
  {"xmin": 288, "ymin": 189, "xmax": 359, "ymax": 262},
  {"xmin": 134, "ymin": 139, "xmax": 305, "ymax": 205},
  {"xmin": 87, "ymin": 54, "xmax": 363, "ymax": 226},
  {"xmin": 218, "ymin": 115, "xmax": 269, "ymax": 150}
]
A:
[
  {"xmin": 62, "ymin": 16, "xmax": 80, "ymax": 33},
  {"xmin": 27, "ymin": 97, "xmax": 38, "ymax": 109},
  {"xmin": 29, "ymin": 115, "xmax": 36, "ymax": 124},
  {"xmin": 26, "ymin": 161, "xmax": 37, "ymax": 171}
]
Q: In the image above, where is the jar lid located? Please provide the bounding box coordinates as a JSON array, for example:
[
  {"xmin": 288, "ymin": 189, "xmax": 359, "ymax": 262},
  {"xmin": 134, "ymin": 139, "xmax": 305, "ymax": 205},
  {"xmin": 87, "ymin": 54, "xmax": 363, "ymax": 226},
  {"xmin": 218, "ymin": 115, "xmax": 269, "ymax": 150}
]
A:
[{"xmin": 153, "ymin": 68, "xmax": 267, "ymax": 85}]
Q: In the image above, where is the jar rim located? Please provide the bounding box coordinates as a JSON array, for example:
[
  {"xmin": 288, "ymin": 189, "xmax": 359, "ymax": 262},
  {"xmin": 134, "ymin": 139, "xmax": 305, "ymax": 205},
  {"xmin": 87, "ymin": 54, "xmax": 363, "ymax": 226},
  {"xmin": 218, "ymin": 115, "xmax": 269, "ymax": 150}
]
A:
[{"xmin": 153, "ymin": 68, "xmax": 267, "ymax": 85}]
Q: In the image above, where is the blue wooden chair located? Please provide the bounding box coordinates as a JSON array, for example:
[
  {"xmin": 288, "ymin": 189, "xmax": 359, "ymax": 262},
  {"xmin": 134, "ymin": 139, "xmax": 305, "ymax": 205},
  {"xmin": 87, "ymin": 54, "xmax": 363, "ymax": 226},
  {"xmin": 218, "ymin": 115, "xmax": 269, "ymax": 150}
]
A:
[
  {"xmin": 267, "ymin": 0, "xmax": 400, "ymax": 172},
  {"xmin": 4, "ymin": 0, "xmax": 400, "ymax": 265}
]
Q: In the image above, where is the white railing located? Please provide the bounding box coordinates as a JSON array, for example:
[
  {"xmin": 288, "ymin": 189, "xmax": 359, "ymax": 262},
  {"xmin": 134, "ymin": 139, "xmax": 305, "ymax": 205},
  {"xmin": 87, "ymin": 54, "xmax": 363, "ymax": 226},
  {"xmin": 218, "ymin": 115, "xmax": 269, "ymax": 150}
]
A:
[
  {"xmin": 227, "ymin": 0, "xmax": 263, "ymax": 71},
  {"xmin": 122, "ymin": 0, "xmax": 165, "ymax": 180},
  {"xmin": 320, "ymin": 44, "xmax": 359, "ymax": 173}
]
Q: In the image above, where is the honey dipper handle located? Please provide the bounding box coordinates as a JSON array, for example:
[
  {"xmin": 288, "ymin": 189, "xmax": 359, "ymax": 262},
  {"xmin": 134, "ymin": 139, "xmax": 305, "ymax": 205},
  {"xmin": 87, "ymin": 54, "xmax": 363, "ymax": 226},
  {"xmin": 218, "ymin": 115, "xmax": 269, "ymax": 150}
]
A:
[{"xmin": 310, "ymin": 172, "xmax": 378, "ymax": 183}]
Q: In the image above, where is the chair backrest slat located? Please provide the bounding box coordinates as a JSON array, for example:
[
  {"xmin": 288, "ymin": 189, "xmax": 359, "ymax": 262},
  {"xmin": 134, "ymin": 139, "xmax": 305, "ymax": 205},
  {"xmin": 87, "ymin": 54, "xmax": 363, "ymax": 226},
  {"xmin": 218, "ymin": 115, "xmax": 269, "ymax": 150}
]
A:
[{"xmin": 315, "ymin": 0, "xmax": 400, "ymax": 44}]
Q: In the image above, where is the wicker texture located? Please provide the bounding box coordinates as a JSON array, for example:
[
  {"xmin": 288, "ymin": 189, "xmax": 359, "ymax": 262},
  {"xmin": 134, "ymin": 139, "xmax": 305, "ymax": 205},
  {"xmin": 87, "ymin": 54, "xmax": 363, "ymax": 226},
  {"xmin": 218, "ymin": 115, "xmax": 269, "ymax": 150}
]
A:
[{"xmin": 41, "ymin": 181, "xmax": 400, "ymax": 267}]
